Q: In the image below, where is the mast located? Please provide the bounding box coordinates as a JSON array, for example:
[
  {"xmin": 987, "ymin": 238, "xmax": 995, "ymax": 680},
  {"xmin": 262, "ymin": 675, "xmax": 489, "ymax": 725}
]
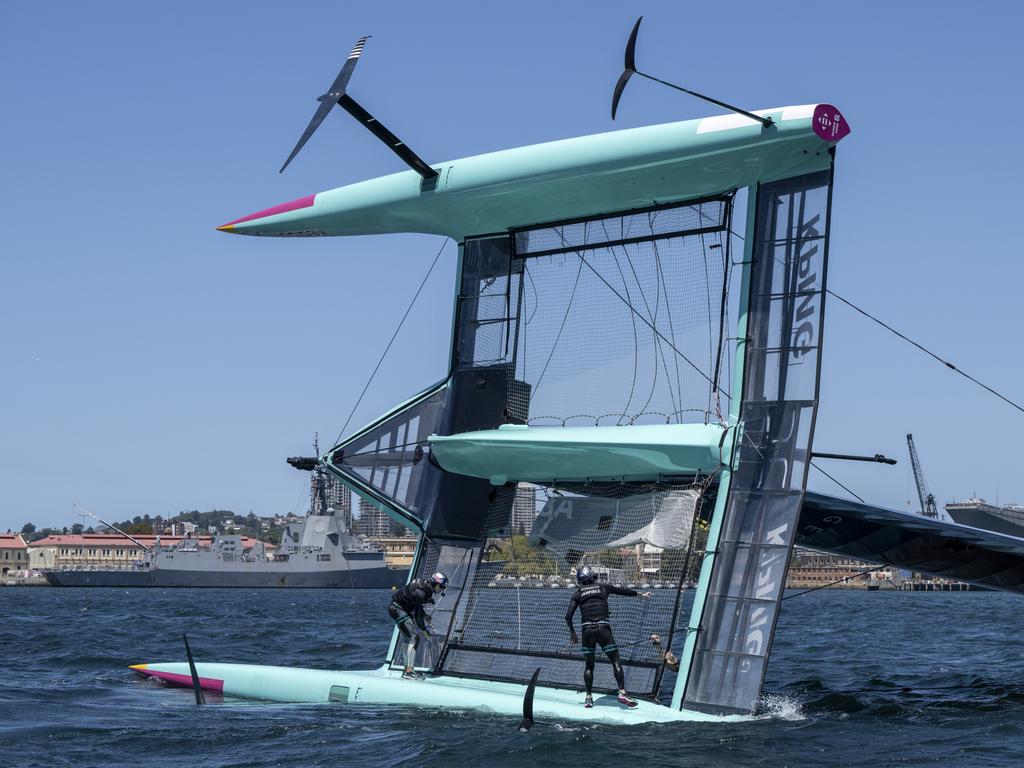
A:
[
  {"xmin": 907, "ymin": 434, "xmax": 939, "ymax": 518},
  {"xmin": 311, "ymin": 432, "xmax": 331, "ymax": 517},
  {"xmin": 286, "ymin": 433, "xmax": 332, "ymax": 517}
]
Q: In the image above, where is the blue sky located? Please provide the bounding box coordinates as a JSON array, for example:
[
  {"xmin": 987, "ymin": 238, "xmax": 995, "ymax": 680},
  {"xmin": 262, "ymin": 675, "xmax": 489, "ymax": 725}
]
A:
[{"xmin": 2, "ymin": 1, "xmax": 1022, "ymax": 531}]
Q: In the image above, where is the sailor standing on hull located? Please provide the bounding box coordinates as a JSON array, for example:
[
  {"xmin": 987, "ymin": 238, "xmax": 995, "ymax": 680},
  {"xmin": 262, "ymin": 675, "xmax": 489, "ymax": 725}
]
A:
[
  {"xmin": 388, "ymin": 572, "xmax": 449, "ymax": 679},
  {"xmin": 565, "ymin": 565, "xmax": 650, "ymax": 708}
]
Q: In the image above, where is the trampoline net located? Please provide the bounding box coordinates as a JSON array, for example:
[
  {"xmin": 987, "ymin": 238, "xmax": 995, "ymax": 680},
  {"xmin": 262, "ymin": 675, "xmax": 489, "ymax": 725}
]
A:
[{"xmin": 391, "ymin": 196, "xmax": 734, "ymax": 698}]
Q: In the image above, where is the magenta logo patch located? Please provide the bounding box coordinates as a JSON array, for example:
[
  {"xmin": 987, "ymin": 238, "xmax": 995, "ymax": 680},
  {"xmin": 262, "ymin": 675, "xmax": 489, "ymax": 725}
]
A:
[{"xmin": 812, "ymin": 104, "xmax": 850, "ymax": 143}]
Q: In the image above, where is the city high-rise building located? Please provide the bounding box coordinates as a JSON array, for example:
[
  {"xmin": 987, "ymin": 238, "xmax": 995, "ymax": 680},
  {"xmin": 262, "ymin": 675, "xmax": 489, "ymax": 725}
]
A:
[
  {"xmin": 355, "ymin": 498, "xmax": 403, "ymax": 538},
  {"xmin": 319, "ymin": 471, "xmax": 353, "ymax": 529},
  {"xmin": 511, "ymin": 483, "xmax": 539, "ymax": 535}
]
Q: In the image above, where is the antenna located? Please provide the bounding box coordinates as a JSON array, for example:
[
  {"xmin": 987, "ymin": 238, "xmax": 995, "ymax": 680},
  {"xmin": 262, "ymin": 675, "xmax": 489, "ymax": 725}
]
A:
[
  {"xmin": 280, "ymin": 36, "xmax": 439, "ymax": 180},
  {"xmin": 74, "ymin": 504, "xmax": 151, "ymax": 551},
  {"xmin": 611, "ymin": 16, "xmax": 773, "ymax": 128}
]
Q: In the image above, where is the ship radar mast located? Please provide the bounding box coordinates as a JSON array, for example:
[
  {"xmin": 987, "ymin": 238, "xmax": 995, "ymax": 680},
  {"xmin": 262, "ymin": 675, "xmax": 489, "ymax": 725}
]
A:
[{"xmin": 286, "ymin": 433, "xmax": 332, "ymax": 517}]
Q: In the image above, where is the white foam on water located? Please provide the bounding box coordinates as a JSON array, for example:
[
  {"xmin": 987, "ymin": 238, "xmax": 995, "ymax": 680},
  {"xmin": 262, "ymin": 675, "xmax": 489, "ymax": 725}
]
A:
[{"xmin": 756, "ymin": 693, "xmax": 806, "ymax": 722}]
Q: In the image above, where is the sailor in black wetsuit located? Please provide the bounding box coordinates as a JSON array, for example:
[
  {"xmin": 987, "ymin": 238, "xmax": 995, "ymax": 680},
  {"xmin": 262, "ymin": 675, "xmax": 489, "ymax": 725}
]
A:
[
  {"xmin": 565, "ymin": 565, "xmax": 650, "ymax": 708},
  {"xmin": 388, "ymin": 572, "xmax": 449, "ymax": 679}
]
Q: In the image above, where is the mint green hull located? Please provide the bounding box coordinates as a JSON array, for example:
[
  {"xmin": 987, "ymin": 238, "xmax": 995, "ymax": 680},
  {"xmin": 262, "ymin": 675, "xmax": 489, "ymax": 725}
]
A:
[
  {"xmin": 218, "ymin": 105, "xmax": 836, "ymax": 241},
  {"xmin": 429, "ymin": 423, "xmax": 728, "ymax": 485},
  {"xmin": 131, "ymin": 662, "xmax": 740, "ymax": 725}
]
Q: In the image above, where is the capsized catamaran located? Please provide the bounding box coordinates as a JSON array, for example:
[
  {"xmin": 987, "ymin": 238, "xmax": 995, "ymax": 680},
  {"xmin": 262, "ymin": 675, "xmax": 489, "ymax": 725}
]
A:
[{"xmin": 134, "ymin": 26, "xmax": 1024, "ymax": 724}]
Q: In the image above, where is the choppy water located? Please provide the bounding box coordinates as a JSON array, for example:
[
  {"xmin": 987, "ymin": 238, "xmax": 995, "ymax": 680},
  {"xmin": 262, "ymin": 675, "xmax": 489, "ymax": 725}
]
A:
[{"xmin": 1, "ymin": 587, "xmax": 1021, "ymax": 767}]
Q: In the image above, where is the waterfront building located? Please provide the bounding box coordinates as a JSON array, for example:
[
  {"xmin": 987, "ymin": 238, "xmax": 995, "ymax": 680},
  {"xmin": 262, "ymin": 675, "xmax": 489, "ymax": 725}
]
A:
[
  {"xmin": 786, "ymin": 547, "xmax": 899, "ymax": 588},
  {"xmin": 612, "ymin": 544, "xmax": 664, "ymax": 581},
  {"xmin": 27, "ymin": 533, "xmax": 272, "ymax": 571},
  {"xmin": 640, "ymin": 545, "xmax": 663, "ymax": 580},
  {"xmin": 169, "ymin": 521, "xmax": 198, "ymax": 537},
  {"xmin": 0, "ymin": 533, "xmax": 29, "ymax": 575},
  {"xmin": 372, "ymin": 536, "xmax": 418, "ymax": 569}
]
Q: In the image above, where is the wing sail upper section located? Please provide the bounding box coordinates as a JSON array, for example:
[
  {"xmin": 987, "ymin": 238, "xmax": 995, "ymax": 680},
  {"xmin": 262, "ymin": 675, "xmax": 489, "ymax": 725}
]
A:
[{"xmin": 678, "ymin": 168, "xmax": 834, "ymax": 716}]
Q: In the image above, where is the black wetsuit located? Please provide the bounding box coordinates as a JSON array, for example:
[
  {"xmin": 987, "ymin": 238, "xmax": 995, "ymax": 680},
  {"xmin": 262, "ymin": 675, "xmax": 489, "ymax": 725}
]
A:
[
  {"xmin": 388, "ymin": 579, "xmax": 435, "ymax": 645},
  {"xmin": 565, "ymin": 583, "xmax": 638, "ymax": 695}
]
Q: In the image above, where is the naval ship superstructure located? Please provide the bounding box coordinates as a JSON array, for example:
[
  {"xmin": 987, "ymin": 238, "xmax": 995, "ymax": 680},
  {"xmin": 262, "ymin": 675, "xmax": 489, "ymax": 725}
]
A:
[
  {"xmin": 45, "ymin": 450, "xmax": 409, "ymax": 588},
  {"xmin": 946, "ymin": 498, "xmax": 1024, "ymax": 538}
]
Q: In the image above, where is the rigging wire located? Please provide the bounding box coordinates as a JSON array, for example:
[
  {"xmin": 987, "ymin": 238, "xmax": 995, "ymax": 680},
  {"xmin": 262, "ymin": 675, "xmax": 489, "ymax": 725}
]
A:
[
  {"xmin": 738, "ymin": 202, "xmax": 1018, "ymax": 413},
  {"xmin": 602, "ymin": 220, "xmax": 675, "ymax": 417},
  {"xmin": 529, "ymin": 255, "xmax": 585, "ymax": 400},
  {"xmin": 576, "ymin": 249, "xmax": 724, "ymax": 393},
  {"xmin": 331, "ymin": 238, "xmax": 450, "ymax": 449},
  {"xmin": 337, "ymin": 437, "xmax": 429, "ymax": 462},
  {"xmin": 644, "ymin": 236, "xmax": 681, "ymax": 420},
  {"xmin": 781, "ymin": 564, "xmax": 888, "ymax": 601},
  {"xmin": 695, "ymin": 207, "xmax": 716, "ymax": 419},
  {"xmin": 651, "ymin": 218, "xmax": 687, "ymax": 423},
  {"xmin": 596, "ymin": 217, "xmax": 669, "ymax": 420},
  {"xmin": 603, "ymin": 228, "xmax": 642, "ymax": 422},
  {"xmin": 606, "ymin": 213, "xmax": 674, "ymax": 418},
  {"xmin": 827, "ymin": 289, "xmax": 1024, "ymax": 416},
  {"xmin": 712, "ymin": 203, "xmax": 738, "ymax": 421},
  {"xmin": 810, "ymin": 461, "xmax": 865, "ymax": 503}
]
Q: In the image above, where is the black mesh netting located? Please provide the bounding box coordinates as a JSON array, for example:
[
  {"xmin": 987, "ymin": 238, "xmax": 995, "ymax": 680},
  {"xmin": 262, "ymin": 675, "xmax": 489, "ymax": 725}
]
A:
[
  {"xmin": 510, "ymin": 197, "xmax": 731, "ymax": 427},
  {"xmin": 395, "ymin": 477, "xmax": 714, "ymax": 698},
  {"xmin": 384, "ymin": 196, "xmax": 735, "ymax": 697}
]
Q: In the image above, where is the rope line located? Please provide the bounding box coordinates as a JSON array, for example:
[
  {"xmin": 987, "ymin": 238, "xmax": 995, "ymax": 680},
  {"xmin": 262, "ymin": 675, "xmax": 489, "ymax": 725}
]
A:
[
  {"xmin": 782, "ymin": 564, "xmax": 888, "ymax": 600},
  {"xmin": 332, "ymin": 238, "xmax": 450, "ymax": 448},
  {"xmin": 828, "ymin": 289, "xmax": 1024, "ymax": 415},
  {"xmin": 810, "ymin": 461, "xmax": 865, "ymax": 503}
]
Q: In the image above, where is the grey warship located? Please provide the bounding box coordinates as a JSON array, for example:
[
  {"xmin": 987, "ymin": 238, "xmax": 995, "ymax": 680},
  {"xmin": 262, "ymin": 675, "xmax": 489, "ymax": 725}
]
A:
[
  {"xmin": 45, "ymin": 452, "xmax": 409, "ymax": 588},
  {"xmin": 946, "ymin": 497, "xmax": 1024, "ymax": 538}
]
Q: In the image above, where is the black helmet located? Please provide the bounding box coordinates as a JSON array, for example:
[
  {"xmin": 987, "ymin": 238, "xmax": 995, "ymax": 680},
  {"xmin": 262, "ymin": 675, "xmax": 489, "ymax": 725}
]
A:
[
  {"xmin": 576, "ymin": 565, "xmax": 596, "ymax": 585},
  {"xmin": 431, "ymin": 572, "xmax": 449, "ymax": 592}
]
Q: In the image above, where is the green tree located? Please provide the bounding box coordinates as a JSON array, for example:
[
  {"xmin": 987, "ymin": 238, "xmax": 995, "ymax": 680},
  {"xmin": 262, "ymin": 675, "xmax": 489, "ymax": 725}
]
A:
[
  {"xmin": 598, "ymin": 548, "xmax": 623, "ymax": 569},
  {"xmin": 659, "ymin": 548, "xmax": 689, "ymax": 581},
  {"xmin": 502, "ymin": 535, "xmax": 558, "ymax": 576},
  {"xmin": 20, "ymin": 522, "xmax": 35, "ymax": 537}
]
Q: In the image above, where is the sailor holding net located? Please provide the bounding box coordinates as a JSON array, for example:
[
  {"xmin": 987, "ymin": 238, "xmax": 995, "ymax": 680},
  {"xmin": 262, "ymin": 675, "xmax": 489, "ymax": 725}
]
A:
[
  {"xmin": 565, "ymin": 565, "xmax": 651, "ymax": 708},
  {"xmin": 388, "ymin": 572, "xmax": 449, "ymax": 679}
]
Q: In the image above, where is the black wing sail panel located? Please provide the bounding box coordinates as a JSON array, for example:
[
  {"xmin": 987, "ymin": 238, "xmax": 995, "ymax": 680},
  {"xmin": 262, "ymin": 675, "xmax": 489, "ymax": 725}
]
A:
[
  {"xmin": 325, "ymin": 381, "xmax": 451, "ymax": 531},
  {"xmin": 679, "ymin": 169, "xmax": 834, "ymax": 715}
]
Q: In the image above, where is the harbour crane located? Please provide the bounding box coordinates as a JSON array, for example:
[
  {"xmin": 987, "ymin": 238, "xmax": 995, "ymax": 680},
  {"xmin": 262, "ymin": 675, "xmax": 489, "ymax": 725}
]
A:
[{"xmin": 906, "ymin": 434, "xmax": 939, "ymax": 518}]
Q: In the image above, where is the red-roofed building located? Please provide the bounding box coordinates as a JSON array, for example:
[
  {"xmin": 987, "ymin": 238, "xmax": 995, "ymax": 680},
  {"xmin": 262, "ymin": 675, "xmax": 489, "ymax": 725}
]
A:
[
  {"xmin": 0, "ymin": 533, "xmax": 29, "ymax": 574},
  {"xmin": 28, "ymin": 533, "xmax": 273, "ymax": 570}
]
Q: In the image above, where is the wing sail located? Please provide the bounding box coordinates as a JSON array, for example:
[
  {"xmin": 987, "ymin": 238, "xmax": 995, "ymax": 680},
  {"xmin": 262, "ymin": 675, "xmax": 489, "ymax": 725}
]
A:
[{"xmin": 674, "ymin": 167, "xmax": 835, "ymax": 715}]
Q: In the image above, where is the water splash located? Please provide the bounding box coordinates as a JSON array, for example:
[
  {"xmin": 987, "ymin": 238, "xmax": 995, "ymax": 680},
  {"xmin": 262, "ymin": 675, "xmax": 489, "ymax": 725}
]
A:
[{"xmin": 756, "ymin": 693, "xmax": 806, "ymax": 721}]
